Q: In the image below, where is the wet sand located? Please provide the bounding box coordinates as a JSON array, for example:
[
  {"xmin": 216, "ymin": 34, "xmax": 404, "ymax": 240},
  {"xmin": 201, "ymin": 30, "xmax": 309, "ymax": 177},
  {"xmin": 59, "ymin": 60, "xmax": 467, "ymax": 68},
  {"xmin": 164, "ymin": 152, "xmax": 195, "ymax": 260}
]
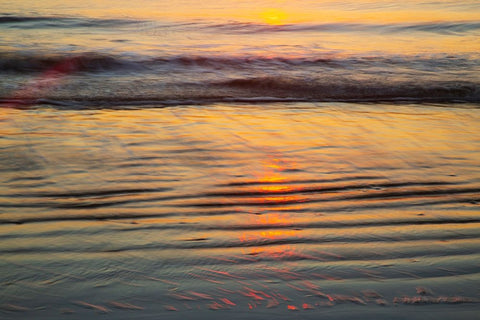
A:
[{"xmin": 1, "ymin": 102, "xmax": 479, "ymax": 319}]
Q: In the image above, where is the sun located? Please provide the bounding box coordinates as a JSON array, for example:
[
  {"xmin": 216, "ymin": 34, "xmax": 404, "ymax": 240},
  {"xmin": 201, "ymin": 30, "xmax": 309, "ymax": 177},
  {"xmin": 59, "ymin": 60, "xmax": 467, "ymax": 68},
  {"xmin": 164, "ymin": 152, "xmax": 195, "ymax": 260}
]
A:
[{"xmin": 260, "ymin": 8, "xmax": 288, "ymax": 25}]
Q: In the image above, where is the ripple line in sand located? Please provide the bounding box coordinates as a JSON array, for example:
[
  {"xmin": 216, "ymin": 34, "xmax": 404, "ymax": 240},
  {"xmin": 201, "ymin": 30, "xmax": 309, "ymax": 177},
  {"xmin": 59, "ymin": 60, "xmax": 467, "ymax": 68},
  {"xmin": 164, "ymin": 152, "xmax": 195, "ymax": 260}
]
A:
[
  {"xmin": 206, "ymin": 181, "xmax": 461, "ymax": 197},
  {"xmin": 0, "ymin": 183, "xmax": 476, "ymax": 211},
  {"xmin": 2, "ymin": 231, "xmax": 480, "ymax": 254},
  {"xmin": 3, "ymin": 187, "xmax": 172, "ymax": 199},
  {"xmin": 217, "ymin": 175, "xmax": 383, "ymax": 187}
]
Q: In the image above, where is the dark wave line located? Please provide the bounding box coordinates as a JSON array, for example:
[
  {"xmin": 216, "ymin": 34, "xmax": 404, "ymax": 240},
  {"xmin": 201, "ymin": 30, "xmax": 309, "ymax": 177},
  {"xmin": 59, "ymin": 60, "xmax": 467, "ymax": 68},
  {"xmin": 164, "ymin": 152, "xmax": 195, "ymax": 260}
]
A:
[
  {"xmin": 53, "ymin": 266, "xmax": 480, "ymax": 283},
  {"xmin": 186, "ymin": 218, "xmax": 480, "ymax": 231},
  {"xmin": 0, "ymin": 210, "xmax": 238, "ymax": 224},
  {"xmin": 0, "ymin": 97, "xmax": 312, "ymax": 109},
  {"xmin": 6, "ymin": 255, "xmax": 480, "ymax": 284},
  {"xmin": 0, "ymin": 193, "xmax": 198, "ymax": 209},
  {"xmin": 185, "ymin": 196, "xmax": 480, "ymax": 209},
  {"xmin": 0, "ymin": 15, "xmax": 142, "ymax": 28},
  {"xmin": 105, "ymin": 218, "xmax": 480, "ymax": 232},
  {"xmin": 1, "ymin": 217, "xmax": 479, "ymax": 238},
  {"xmin": 184, "ymin": 196, "xmax": 480, "ymax": 211},
  {"xmin": 103, "ymin": 178, "xmax": 181, "ymax": 184},
  {"xmin": 6, "ymin": 176, "xmax": 46, "ymax": 182},
  {"xmin": 0, "ymin": 187, "xmax": 478, "ymax": 212},
  {"xmin": 316, "ymin": 197, "xmax": 480, "ymax": 213},
  {"xmin": 2, "ymin": 88, "xmax": 478, "ymax": 108},
  {"xmin": 217, "ymin": 78, "xmax": 480, "ymax": 102},
  {"xmin": 0, "ymin": 52, "xmax": 133, "ymax": 73},
  {"xmin": 184, "ymin": 187, "xmax": 480, "ymax": 208},
  {"xmin": 219, "ymin": 175, "xmax": 383, "ymax": 187},
  {"xmin": 3, "ymin": 187, "xmax": 172, "ymax": 199},
  {"xmin": 1, "ymin": 50, "xmax": 478, "ymax": 73},
  {"xmin": 204, "ymin": 181, "xmax": 460, "ymax": 198},
  {"xmin": 394, "ymin": 296, "xmax": 480, "ymax": 305},
  {"xmin": 0, "ymin": 180, "xmax": 458, "ymax": 200},
  {"xmin": 109, "ymin": 249, "xmax": 480, "ymax": 267},
  {"xmin": 207, "ymin": 20, "xmax": 480, "ymax": 35},
  {"xmin": 345, "ymin": 187, "xmax": 480, "ymax": 201},
  {"xmin": 2, "ymin": 233, "xmax": 479, "ymax": 254},
  {"xmin": 3, "ymin": 248, "xmax": 480, "ymax": 273},
  {"xmin": 53, "ymin": 232, "xmax": 480, "ymax": 250},
  {"xmin": 2, "ymin": 16, "xmax": 480, "ymax": 35}
]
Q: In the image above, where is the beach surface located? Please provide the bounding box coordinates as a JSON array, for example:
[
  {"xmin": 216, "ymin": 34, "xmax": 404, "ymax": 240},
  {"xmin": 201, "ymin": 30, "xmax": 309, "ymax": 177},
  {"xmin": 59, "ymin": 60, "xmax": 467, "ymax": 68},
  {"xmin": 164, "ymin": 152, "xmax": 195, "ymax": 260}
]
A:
[{"xmin": 1, "ymin": 102, "xmax": 479, "ymax": 319}]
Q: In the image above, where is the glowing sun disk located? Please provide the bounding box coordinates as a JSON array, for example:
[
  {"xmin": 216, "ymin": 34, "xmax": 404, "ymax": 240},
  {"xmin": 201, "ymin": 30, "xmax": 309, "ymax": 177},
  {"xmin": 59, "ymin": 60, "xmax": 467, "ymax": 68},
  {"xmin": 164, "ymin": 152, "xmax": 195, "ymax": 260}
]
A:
[{"xmin": 260, "ymin": 9, "xmax": 287, "ymax": 25}]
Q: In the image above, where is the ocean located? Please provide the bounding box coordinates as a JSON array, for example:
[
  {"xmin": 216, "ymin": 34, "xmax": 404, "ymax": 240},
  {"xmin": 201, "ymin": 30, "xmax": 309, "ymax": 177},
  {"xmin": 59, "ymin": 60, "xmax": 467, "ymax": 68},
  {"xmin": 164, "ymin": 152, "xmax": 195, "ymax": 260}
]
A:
[{"xmin": 1, "ymin": 1, "xmax": 479, "ymax": 319}]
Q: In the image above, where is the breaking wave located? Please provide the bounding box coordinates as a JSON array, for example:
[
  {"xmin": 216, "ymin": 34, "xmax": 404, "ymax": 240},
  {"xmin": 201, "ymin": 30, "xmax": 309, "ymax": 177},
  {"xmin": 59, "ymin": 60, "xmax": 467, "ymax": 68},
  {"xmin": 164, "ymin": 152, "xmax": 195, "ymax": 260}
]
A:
[{"xmin": 0, "ymin": 51, "xmax": 478, "ymax": 106}]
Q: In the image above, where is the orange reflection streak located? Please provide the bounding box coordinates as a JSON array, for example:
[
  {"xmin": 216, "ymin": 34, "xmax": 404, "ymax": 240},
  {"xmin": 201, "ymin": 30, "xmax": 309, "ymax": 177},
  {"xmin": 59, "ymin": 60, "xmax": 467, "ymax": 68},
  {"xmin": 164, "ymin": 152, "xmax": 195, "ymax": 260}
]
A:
[
  {"xmin": 258, "ymin": 174, "xmax": 286, "ymax": 184},
  {"xmin": 259, "ymin": 185, "xmax": 291, "ymax": 193},
  {"xmin": 255, "ymin": 213, "xmax": 291, "ymax": 226},
  {"xmin": 262, "ymin": 195, "xmax": 305, "ymax": 204},
  {"xmin": 253, "ymin": 156, "xmax": 306, "ymax": 205},
  {"xmin": 260, "ymin": 230, "xmax": 297, "ymax": 238},
  {"xmin": 240, "ymin": 154, "xmax": 305, "ymax": 258}
]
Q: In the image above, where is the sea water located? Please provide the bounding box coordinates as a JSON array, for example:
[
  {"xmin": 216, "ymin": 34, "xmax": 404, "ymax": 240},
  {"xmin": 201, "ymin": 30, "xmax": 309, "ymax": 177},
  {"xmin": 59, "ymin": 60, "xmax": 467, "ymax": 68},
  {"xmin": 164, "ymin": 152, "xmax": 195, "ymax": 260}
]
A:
[
  {"xmin": 0, "ymin": 0, "xmax": 479, "ymax": 105},
  {"xmin": 0, "ymin": 1, "xmax": 479, "ymax": 319}
]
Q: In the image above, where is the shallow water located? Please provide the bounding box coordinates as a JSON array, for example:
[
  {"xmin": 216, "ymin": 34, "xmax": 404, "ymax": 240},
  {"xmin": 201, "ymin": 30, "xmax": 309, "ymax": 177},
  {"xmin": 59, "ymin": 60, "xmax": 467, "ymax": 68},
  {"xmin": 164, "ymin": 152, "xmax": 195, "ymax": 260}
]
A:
[
  {"xmin": 1, "ymin": 103, "xmax": 479, "ymax": 318},
  {"xmin": 1, "ymin": 0, "xmax": 480, "ymax": 318}
]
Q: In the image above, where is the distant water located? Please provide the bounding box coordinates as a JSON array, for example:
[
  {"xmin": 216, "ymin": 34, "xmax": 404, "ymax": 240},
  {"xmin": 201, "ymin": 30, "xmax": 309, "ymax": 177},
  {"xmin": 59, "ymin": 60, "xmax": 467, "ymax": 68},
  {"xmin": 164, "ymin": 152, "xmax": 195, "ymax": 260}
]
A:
[
  {"xmin": 1, "ymin": 1, "xmax": 480, "ymax": 319},
  {"xmin": 0, "ymin": 0, "xmax": 479, "ymax": 105}
]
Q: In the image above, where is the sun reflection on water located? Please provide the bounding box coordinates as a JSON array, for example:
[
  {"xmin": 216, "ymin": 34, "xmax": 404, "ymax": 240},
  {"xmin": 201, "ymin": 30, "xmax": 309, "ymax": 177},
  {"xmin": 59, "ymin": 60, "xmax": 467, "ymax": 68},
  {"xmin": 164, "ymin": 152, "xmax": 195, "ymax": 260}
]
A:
[{"xmin": 239, "ymin": 155, "xmax": 305, "ymax": 258}]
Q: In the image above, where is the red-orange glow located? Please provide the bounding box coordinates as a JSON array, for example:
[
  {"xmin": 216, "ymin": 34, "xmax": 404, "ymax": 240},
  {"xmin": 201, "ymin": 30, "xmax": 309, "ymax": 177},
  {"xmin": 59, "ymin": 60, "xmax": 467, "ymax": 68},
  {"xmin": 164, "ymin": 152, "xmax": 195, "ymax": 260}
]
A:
[
  {"xmin": 220, "ymin": 298, "xmax": 236, "ymax": 306},
  {"xmin": 302, "ymin": 303, "xmax": 314, "ymax": 310},
  {"xmin": 208, "ymin": 301, "xmax": 224, "ymax": 310},
  {"xmin": 287, "ymin": 305, "xmax": 299, "ymax": 311},
  {"xmin": 187, "ymin": 291, "xmax": 213, "ymax": 300},
  {"xmin": 240, "ymin": 291, "xmax": 265, "ymax": 301},
  {"xmin": 164, "ymin": 305, "xmax": 178, "ymax": 311}
]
